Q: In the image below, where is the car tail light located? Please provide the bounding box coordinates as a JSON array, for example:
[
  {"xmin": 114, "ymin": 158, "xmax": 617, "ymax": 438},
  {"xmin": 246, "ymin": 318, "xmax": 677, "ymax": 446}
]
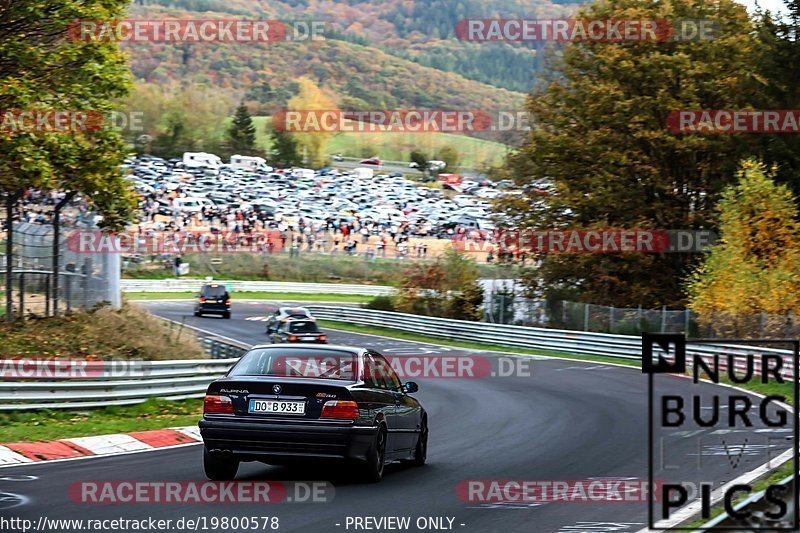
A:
[
  {"xmin": 204, "ymin": 394, "xmax": 233, "ymax": 414},
  {"xmin": 199, "ymin": 297, "xmax": 206, "ymax": 303},
  {"xmin": 319, "ymin": 335, "xmax": 327, "ymax": 341},
  {"xmin": 320, "ymin": 400, "xmax": 359, "ymax": 419},
  {"xmin": 225, "ymin": 299, "xmax": 231, "ymax": 305},
  {"xmin": 289, "ymin": 335, "xmax": 297, "ymax": 341}
]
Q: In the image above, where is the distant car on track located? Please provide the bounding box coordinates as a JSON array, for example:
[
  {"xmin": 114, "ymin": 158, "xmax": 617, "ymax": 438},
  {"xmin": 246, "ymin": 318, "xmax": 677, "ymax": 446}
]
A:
[
  {"xmin": 200, "ymin": 345, "xmax": 427, "ymax": 482},
  {"xmin": 359, "ymin": 158, "xmax": 383, "ymax": 166},
  {"xmin": 265, "ymin": 307, "xmax": 313, "ymax": 333},
  {"xmin": 269, "ymin": 318, "xmax": 328, "ymax": 344},
  {"xmin": 194, "ymin": 283, "xmax": 231, "ymax": 319}
]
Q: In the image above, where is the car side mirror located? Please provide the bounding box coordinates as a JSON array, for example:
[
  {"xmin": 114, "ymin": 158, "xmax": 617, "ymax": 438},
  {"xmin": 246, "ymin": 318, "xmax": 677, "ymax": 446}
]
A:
[{"xmin": 404, "ymin": 381, "xmax": 419, "ymax": 394}]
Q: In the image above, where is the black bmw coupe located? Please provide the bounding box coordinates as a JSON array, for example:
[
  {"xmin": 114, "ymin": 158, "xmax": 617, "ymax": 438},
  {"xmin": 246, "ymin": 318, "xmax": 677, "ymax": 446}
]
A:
[{"xmin": 199, "ymin": 345, "xmax": 427, "ymax": 482}]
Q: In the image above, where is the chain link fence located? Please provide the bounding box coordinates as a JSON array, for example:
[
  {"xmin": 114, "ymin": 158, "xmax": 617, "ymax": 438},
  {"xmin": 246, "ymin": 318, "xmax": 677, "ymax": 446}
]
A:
[
  {"xmin": 483, "ymin": 282, "xmax": 800, "ymax": 338},
  {"xmin": 0, "ymin": 220, "xmax": 120, "ymax": 319}
]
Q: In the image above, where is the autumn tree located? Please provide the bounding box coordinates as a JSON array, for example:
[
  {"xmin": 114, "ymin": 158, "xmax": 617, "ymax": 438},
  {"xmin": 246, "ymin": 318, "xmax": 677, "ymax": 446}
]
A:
[
  {"xmin": 409, "ymin": 150, "xmax": 429, "ymax": 171},
  {"xmin": 395, "ymin": 247, "xmax": 483, "ymax": 320},
  {"xmin": 435, "ymin": 145, "xmax": 460, "ymax": 171},
  {"xmin": 0, "ymin": 0, "xmax": 138, "ymax": 320},
  {"xmin": 501, "ymin": 0, "xmax": 759, "ymax": 308},
  {"xmin": 687, "ymin": 163, "xmax": 800, "ymax": 336},
  {"xmin": 288, "ymin": 77, "xmax": 337, "ymax": 168}
]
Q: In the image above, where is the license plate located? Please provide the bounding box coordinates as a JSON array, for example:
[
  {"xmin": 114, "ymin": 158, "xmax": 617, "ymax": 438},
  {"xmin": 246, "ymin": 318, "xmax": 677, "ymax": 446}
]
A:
[
  {"xmin": 249, "ymin": 399, "xmax": 305, "ymax": 415},
  {"xmin": 300, "ymin": 337, "xmax": 317, "ymax": 342}
]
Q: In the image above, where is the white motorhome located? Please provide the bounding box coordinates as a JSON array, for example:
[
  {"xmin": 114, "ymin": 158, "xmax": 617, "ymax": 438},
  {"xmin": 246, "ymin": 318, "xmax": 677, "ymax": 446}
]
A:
[
  {"xmin": 183, "ymin": 152, "xmax": 222, "ymax": 169},
  {"xmin": 352, "ymin": 167, "xmax": 374, "ymax": 180},
  {"xmin": 230, "ymin": 155, "xmax": 273, "ymax": 172}
]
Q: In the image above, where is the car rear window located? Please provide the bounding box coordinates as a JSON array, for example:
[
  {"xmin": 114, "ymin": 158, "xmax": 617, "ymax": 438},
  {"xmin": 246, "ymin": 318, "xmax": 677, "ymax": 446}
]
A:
[
  {"xmin": 287, "ymin": 321, "xmax": 320, "ymax": 333},
  {"xmin": 230, "ymin": 349, "xmax": 356, "ymax": 380},
  {"xmin": 203, "ymin": 285, "xmax": 227, "ymax": 297}
]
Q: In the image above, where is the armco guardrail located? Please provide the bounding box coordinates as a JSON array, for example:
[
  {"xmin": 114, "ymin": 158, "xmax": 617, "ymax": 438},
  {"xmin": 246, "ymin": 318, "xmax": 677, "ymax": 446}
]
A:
[
  {"xmin": 121, "ymin": 279, "xmax": 395, "ymax": 296},
  {"xmin": 5, "ymin": 306, "xmax": 794, "ymax": 410},
  {"xmin": 0, "ymin": 335, "xmax": 248, "ymax": 410},
  {"xmin": 0, "ymin": 359, "xmax": 238, "ymax": 410},
  {"xmin": 307, "ymin": 306, "xmax": 797, "ymax": 377}
]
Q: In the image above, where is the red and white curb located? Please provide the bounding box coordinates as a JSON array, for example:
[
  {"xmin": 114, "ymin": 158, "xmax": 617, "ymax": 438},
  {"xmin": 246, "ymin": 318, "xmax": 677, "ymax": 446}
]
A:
[{"xmin": 0, "ymin": 426, "xmax": 201, "ymax": 466}]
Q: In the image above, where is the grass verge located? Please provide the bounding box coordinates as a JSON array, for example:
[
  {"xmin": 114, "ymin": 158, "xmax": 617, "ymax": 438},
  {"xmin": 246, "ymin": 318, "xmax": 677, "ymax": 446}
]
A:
[
  {"xmin": 684, "ymin": 460, "xmax": 796, "ymax": 529},
  {"xmin": 0, "ymin": 398, "xmax": 202, "ymax": 443},
  {"xmin": 0, "ymin": 304, "xmax": 205, "ymax": 359},
  {"xmin": 124, "ymin": 292, "xmax": 374, "ymax": 303}
]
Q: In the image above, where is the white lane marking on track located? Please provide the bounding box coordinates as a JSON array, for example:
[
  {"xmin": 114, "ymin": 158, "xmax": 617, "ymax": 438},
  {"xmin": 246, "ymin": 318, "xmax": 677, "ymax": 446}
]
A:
[
  {"xmin": 554, "ymin": 365, "xmax": 614, "ymax": 372},
  {"xmin": 467, "ymin": 502, "xmax": 548, "ymax": 510},
  {"xmin": 0, "ymin": 491, "xmax": 29, "ymax": 509},
  {"xmin": 557, "ymin": 522, "xmax": 643, "ymax": 532}
]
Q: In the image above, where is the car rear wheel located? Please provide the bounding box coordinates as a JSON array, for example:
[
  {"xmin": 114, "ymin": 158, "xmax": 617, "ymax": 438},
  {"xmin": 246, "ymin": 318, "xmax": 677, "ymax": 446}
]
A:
[
  {"xmin": 203, "ymin": 447, "xmax": 239, "ymax": 481},
  {"xmin": 362, "ymin": 426, "xmax": 387, "ymax": 483},
  {"xmin": 223, "ymin": 312, "xmax": 231, "ymax": 319},
  {"xmin": 194, "ymin": 310, "xmax": 201, "ymax": 317}
]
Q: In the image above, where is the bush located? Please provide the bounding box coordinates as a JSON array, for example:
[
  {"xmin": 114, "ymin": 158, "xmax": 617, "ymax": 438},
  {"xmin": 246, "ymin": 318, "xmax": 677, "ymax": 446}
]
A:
[{"xmin": 363, "ymin": 295, "xmax": 396, "ymax": 312}]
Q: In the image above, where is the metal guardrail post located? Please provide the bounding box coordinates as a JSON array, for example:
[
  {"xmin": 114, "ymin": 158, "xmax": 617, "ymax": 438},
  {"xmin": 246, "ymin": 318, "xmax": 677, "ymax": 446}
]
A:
[
  {"xmin": 65, "ymin": 275, "xmax": 72, "ymax": 312},
  {"xmin": 44, "ymin": 274, "xmax": 50, "ymax": 317},
  {"xmin": 18, "ymin": 272, "xmax": 24, "ymax": 317}
]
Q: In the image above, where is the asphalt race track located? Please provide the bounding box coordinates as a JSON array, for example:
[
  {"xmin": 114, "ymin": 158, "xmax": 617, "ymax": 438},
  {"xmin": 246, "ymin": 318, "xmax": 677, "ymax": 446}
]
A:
[{"xmin": 0, "ymin": 300, "xmax": 794, "ymax": 533}]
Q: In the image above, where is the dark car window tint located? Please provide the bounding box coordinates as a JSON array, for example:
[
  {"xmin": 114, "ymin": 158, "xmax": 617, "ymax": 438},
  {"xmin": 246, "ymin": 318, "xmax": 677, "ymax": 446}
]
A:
[
  {"xmin": 203, "ymin": 285, "xmax": 227, "ymax": 298},
  {"xmin": 362, "ymin": 354, "xmax": 379, "ymax": 388},
  {"xmin": 287, "ymin": 321, "xmax": 320, "ymax": 333},
  {"xmin": 374, "ymin": 354, "xmax": 402, "ymax": 390},
  {"xmin": 366, "ymin": 353, "xmax": 391, "ymax": 389},
  {"xmin": 230, "ymin": 349, "xmax": 356, "ymax": 380}
]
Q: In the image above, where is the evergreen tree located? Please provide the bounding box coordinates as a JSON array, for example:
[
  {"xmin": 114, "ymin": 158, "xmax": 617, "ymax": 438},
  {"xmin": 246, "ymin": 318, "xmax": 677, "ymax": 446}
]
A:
[
  {"xmin": 269, "ymin": 128, "xmax": 302, "ymax": 167},
  {"xmin": 226, "ymin": 101, "xmax": 258, "ymax": 156}
]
